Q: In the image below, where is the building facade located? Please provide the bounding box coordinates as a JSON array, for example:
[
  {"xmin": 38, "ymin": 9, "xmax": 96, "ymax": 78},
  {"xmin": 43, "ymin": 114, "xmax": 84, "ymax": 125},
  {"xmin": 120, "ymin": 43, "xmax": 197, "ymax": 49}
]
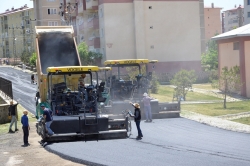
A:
[
  {"xmin": 32, "ymin": 0, "xmax": 62, "ymax": 26},
  {"xmin": 244, "ymin": 0, "xmax": 250, "ymax": 25},
  {"xmin": 32, "ymin": 0, "xmax": 204, "ymax": 73},
  {"xmin": 75, "ymin": 0, "xmax": 204, "ymax": 73},
  {"xmin": 222, "ymin": 5, "xmax": 244, "ymax": 32},
  {"xmin": 204, "ymin": 3, "xmax": 222, "ymax": 43},
  {"xmin": 0, "ymin": 5, "xmax": 35, "ymax": 59}
]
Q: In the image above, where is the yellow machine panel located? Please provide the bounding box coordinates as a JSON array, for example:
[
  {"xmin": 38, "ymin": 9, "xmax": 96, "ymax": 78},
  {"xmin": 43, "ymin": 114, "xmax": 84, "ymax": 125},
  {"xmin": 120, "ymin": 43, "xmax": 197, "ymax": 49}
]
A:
[{"xmin": 104, "ymin": 59, "xmax": 158, "ymax": 66}]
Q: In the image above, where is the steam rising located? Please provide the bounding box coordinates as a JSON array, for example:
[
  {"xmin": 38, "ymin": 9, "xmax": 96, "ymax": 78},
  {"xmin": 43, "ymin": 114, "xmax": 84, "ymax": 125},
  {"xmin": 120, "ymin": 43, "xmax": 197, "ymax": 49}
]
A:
[{"xmin": 38, "ymin": 32, "xmax": 80, "ymax": 74}]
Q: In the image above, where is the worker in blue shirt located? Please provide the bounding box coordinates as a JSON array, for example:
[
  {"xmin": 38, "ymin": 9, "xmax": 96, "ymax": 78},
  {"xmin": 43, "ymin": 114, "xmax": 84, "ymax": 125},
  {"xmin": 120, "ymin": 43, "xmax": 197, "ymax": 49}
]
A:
[{"xmin": 21, "ymin": 110, "xmax": 30, "ymax": 147}]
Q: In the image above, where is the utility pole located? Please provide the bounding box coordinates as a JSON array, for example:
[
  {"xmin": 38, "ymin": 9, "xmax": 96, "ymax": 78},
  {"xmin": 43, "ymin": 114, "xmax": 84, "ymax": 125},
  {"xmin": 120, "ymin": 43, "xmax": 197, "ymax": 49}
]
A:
[
  {"xmin": 9, "ymin": 27, "xmax": 16, "ymax": 67},
  {"xmin": 25, "ymin": 18, "xmax": 36, "ymax": 55},
  {"xmin": 59, "ymin": 2, "xmax": 78, "ymax": 26}
]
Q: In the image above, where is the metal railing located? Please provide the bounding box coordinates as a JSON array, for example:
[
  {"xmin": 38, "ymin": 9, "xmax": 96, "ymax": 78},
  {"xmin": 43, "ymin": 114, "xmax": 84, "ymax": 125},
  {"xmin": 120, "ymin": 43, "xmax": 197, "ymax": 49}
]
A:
[{"xmin": 0, "ymin": 77, "xmax": 13, "ymax": 99}]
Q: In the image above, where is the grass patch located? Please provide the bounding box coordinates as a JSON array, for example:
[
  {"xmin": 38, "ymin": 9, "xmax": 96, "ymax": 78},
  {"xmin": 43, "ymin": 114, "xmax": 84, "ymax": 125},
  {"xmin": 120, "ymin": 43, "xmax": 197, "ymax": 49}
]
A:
[
  {"xmin": 0, "ymin": 105, "xmax": 37, "ymax": 135},
  {"xmin": 232, "ymin": 117, "xmax": 250, "ymax": 125},
  {"xmin": 192, "ymin": 83, "xmax": 215, "ymax": 91},
  {"xmin": 182, "ymin": 101, "xmax": 250, "ymax": 116},
  {"xmin": 150, "ymin": 85, "xmax": 221, "ymax": 102}
]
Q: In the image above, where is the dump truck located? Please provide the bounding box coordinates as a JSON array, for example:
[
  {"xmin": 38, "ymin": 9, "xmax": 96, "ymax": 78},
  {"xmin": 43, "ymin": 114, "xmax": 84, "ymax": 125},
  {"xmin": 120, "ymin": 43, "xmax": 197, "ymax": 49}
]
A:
[
  {"xmin": 34, "ymin": 26, "xmax": 129, "ymax": 142},
  {"xmin": 102, "ymin": 59, "xmax": 181, "ymax": 119}
]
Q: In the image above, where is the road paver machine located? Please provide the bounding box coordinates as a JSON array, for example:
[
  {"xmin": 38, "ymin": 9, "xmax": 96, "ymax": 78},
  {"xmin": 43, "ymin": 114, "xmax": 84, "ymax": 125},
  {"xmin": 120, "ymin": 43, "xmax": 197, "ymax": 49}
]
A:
[{"xmin": 34, "ymin": 26, "xmax": 129, "ymax": 142}]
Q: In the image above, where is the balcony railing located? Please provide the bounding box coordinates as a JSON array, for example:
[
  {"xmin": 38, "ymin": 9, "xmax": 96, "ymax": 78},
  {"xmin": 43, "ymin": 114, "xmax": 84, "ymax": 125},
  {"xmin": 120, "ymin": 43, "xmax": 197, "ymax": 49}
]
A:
[{"xmin": 86, "ymin": 0, "xmax": 98, "ymax": 10}]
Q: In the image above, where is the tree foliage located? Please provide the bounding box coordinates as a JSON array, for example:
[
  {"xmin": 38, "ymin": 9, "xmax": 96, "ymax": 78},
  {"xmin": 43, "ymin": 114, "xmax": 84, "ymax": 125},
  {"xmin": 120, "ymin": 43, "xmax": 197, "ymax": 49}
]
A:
[
  {"xmin": 126, "ymin": 65, "xmax": 146, "ymax": 81},
  {"xmin": 78, "ymin": 42, "xmax": 102, "ymax": 65},
  {"xmin": 20, "ymin": 51, "xmax": 30, "ymax": 64},
  {"xmin": 170, "ymin": 70, "xmax": 196, "ymax": 101},
  {"xmin": 211, "ymin": 66, "xmax": 241, "ymax": 108},
  {"xmin": 201, "ymin": 39, "xmax": 218, "ymax": 71},
  {"xmin": 29, "ymin": 52, "xmax": 37, "ymax": 66},
  {"xmin": 126, "ymin": 66, "xmax": 159, "ymax": 94},
  {"xmin": 150, "ymin": 72, "xmax": 159, "ymax": 94}
]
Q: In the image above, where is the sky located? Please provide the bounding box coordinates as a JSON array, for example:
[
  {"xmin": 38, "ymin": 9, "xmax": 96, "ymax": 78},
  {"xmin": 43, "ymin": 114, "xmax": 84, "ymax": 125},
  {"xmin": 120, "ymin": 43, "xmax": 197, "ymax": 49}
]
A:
[{"xmin": 0, "ymin": 0, "xmax": 244, "ymax": 13}]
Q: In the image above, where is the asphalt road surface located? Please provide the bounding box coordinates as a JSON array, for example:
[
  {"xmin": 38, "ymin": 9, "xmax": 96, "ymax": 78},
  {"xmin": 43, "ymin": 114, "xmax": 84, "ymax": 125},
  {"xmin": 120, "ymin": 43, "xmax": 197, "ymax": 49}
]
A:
[
  {"xmin": 0, "ymin": 67, "xmax": 37, "ymax": 115},
  {"xmin": 1, "ymin": 67, "xmax": 250, "ymax": 166}
]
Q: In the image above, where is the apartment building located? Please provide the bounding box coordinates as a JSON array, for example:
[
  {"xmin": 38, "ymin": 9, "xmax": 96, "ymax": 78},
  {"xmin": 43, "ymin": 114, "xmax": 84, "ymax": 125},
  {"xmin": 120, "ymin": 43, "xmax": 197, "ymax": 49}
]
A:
[
  {"xmin": 244, "ymin": 0, "xmax": 250, "ymax": 24},
  {"xmin": 75, "ymin": 0, "xmax": 205, "ymax": 73},
  {"xmin": 32, "ymin": 0, "xmax": 62, "ymax": 26},
  {"xmin": 222, "ymin": 5, "xmax": 244, "ymax": 32},
  {"xmin": 204, "ymin": 3, "xmax": 222, "ymax": 43},
  {"xmin": 0, "ymin": 5, "xmax": 35, "ymax": 59}
]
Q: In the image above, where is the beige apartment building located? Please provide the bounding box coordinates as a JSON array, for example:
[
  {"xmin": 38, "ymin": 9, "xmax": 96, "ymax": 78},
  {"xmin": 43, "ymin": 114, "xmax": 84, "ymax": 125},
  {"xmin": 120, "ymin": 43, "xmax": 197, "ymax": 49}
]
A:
[
  {"xmin": 0, "ymin": 5, "xmax": 35, "ymax": 59},
  {"xmin": 74, "ymin": 0, "xmax": 205, "ymax": 73},
  {"xmin": 204, "ymin": 3, "xmax": 222, "ymax": 43},
  {"xmin": 32, "ymin": 0, "xmax": 62, "ymax": 26}
]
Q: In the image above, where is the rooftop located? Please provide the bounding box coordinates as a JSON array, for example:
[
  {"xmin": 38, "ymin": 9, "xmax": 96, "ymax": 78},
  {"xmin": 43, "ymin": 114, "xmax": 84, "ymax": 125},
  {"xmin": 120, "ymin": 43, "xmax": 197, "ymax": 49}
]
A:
[{"xmin": 212, "ymin": 23, "xmax": 250, "ymax": 41}]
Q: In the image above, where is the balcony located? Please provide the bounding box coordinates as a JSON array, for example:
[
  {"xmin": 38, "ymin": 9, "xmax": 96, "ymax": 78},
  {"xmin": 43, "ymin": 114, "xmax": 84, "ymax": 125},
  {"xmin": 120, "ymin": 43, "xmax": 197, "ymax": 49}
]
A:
[
  {"xmin": 88, "ymin": 37, "xmax": 100, "ymax": 48},
  {"xmin": 86, "ymin": 0, "xmax": 98, "ymax": 10},
  {"xmin": 87, "ymin": 17, "xmax": 99, "ymax": 29}
]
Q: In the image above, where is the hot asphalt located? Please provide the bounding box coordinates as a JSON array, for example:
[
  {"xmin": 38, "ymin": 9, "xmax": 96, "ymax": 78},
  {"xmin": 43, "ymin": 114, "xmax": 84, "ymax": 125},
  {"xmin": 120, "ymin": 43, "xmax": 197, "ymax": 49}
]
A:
[{"xmin": 1, "ymin": 66, "xmax": 250, "ymax": 166}]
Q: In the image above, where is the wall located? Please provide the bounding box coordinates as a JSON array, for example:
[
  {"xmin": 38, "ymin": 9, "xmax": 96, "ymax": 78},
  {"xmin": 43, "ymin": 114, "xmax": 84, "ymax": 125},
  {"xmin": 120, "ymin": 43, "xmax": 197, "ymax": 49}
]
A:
[
  {"xmin": 100, "ymin": 3, "xmax": 136, "ymax": 61},
  {"xmin": 244, "ymin": 41, "xmax": 250, "ymax": 97},
  {"xmin": 144, "ymin": 1, "xmax": 201, "ymax": 63},
  {"xmin": 219, "ymin": 42, "xmax": 240, "ymax": 70}
]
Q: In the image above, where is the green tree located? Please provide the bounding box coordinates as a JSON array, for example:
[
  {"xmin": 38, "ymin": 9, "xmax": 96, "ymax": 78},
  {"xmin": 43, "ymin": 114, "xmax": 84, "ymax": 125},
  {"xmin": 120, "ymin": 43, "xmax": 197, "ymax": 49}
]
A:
[
  {"xmin": 29, "ymin": 52, "xmax": 37, "ymax": 66},
  {"xmin": 150, "ymin": 72, "xmax": 159, "ymax": 94},
  {"xmin": 211, "ymin": 66, "xmax": 241, "ymax": 109},
  {"xmin": 88, "ymin": 51, "xmax": 102, "ymax": 65},
  {"xmin": 201, "ymin": 39, "xmax": 218, "ymax": 71},
  {"xmin": 126, "ymin": 65, "xmax": 146, "ymax": 81},
  {"xmin": 78, "ymin": 42, "xmax": 102, "ymax": 65},
  {"xmin": 170, "ymin": 70, "xmax": 196, "ymax": 101},
  {"xmin": 78, "ymin": 42, "xmax": 89, "ymax": 65},
  {"xmin": 20, "ymin": 51, "xmax": 30, "ymax": 64}
]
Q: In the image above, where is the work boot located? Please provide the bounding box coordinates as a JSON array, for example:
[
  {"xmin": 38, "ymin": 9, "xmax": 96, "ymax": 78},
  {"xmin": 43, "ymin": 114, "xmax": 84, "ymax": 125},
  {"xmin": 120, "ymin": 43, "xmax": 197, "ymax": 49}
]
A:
[
  {"xmin": 136, "ymin": 137, "xmax": 142, "ymax": 140},
  {"xmin": 15, "ymin": 129, "xmax": 19, "ymax": 132},
  {"xmin": 8, "ymin": 129, "xmax": 14, "ymax": 133}
]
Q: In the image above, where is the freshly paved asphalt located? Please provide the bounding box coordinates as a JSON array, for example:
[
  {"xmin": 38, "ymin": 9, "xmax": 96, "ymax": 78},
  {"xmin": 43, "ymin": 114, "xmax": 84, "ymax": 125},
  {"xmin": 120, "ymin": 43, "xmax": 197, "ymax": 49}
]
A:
[
  {"xmin": 1, "ymin": 66, "xmax": 250, "ymax": 166},
  {"xmin": 0, "ymin": 67, "xmax": 37, "ymax": 115}
]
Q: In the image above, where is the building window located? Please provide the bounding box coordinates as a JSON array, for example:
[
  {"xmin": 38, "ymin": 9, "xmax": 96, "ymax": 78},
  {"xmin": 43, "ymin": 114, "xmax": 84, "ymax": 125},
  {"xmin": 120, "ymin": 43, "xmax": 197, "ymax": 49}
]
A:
[
  {"xmin": 47, "ymin": 0, "xmax": 55, "ymax": 1},
  {"xmin": 248, "ymin": 0, "xmax": 250, "ymax": 5},
  {"xmin": 150, "ymin": 26, "xmax": 153, "ymax": 29},
  {"xmin": 149, "ymin": 6, "xmax": 152, "ymax": 9},
  {"xmin": 151, "ymin": 45, "xmax": 154, "ymax": 49},
  {"xmin": 248, "ymin": 12, "xmax": 250, "ymax": 18},
  {"xmin": 48, "ymin": 21, "xmax": 58, "ymax": 26},
  {"xmin": 233, "ymin": 42, "xmax": 239, "ymax": 50},
  {"xmin": 48, "ymin": 8, "xmax": 57, "ymax": 15}
]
